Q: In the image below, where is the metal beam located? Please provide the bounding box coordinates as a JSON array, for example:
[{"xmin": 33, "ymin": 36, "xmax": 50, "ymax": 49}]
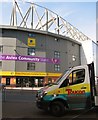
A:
[{"xmin": 9, "ymin": 0, "xmax": 91, "ymax": 41}]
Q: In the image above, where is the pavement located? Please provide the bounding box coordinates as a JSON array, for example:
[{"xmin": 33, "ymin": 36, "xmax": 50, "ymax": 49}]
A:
[{"xmin": 5, "ymin": 87, "xmax": 43, "ymax": 91}]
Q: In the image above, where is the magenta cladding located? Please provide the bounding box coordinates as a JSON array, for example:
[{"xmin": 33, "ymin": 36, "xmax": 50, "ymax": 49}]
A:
[{"xmin": 0, "ymin": 55, "xmax": 60, "ymax": 64}]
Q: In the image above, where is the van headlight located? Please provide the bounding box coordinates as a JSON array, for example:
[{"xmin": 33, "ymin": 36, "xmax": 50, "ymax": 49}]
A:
[
  {"xmin": 36, "ymin": 91, "xmax": 47, "ymax": 99},
  {"xmin": 40, "ymin": 91, "xmax": 47, "ymax": 98}
]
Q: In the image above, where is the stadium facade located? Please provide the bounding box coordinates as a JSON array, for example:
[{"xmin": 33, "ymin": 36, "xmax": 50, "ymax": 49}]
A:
[{"xmin": 0, "ymin": 25, "xmax": 81, "ymax": 87}]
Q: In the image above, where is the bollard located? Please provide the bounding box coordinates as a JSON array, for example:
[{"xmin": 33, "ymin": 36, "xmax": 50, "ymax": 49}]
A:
[{"xmin": 2, "ymin": 85, "xmax": 6, "ymax": 102}]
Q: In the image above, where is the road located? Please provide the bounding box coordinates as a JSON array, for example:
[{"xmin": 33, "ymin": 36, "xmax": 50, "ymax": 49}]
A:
[{"xmin": 1, "ymin": 89, "xmax": 98, "ymax": 120}]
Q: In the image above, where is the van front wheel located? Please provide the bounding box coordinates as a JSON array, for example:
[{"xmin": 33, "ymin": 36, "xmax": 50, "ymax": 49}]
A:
[{"xmin": 50, "ymin": 101, "xmax": 65, "ymax": 117}]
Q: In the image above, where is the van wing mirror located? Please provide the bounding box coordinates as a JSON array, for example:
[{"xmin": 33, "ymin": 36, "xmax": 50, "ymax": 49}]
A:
[{"xmin": 66, "ymin": 78, "xmax": 69, "ymax": 85}]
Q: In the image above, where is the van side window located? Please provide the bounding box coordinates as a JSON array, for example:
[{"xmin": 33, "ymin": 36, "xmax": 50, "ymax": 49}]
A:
[{"xmin": 69, "ymin": 69, "xmax": 85, "ymax": 85}]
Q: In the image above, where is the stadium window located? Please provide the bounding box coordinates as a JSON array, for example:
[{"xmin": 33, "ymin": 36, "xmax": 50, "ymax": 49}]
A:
[
  {"xmin": 0, "ymin": 46, "xmax": 3, "ymax": 53},
  {"xmin": 28, "ymin": 48, "xmax": 35, "ymax": 56},
  {"xmin": 27, "ymin": 62, "xmax": 35, "ymax": 70},
  {"xmin": 54, "ymin": 64, "xmax": 60, "ymax": 71},
  {"xmin": 54, "ymin": 51, "xmax": 60, "ymax": 58},
  {"xmin": 0, "ymin": 61, "xmax": 2, "ymax": 69}
]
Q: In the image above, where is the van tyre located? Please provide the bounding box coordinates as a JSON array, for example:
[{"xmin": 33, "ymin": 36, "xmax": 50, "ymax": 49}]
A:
[{"xmin": 50, "ymin": 101, "xmax": 65, "ymax": 117}]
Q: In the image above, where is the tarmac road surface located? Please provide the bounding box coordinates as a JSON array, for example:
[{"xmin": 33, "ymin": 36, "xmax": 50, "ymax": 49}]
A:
[{"xmin": 1, "ymin": 89, "xmax": 98, "ymax": 120}]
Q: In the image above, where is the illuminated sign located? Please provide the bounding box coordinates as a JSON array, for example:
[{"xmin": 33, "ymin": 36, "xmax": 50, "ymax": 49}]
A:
[
  {"xmin": 0, "ymin": 71, "xmax": 61, "ymax": 76},
  {"xmin": 66, "ymin": 89, "xmax": 85, "ymax": 95},
  {"xmin": 0, "ymin": 55, "xmax": 60, "ymax": 64}
]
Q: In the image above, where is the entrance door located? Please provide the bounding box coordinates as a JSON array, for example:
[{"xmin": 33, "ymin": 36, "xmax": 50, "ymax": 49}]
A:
[
  {"xmin": 22, "ymin": 78, "xmax": 29, "ymax": 87},
  {"xmin": 6, "ymin": 78, "xmax": 10, "ymax": 85},
  {"xmin": 16, "ymin": 78, "xmax": 21, "ymax": 87}
]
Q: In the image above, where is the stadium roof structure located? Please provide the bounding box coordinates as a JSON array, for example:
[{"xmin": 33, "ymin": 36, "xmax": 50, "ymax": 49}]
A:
[{"xmin": 2, "ymin": 0, "xmax": 91, "ymax": 41}]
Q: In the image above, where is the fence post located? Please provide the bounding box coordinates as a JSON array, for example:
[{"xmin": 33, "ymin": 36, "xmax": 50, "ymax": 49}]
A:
[{"xmin": 2, "ymin": 85, "xmax": 6, "ymax": 102}]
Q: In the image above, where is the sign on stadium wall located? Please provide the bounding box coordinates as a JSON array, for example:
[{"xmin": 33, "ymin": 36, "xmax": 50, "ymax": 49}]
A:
[{"xmin": 0, "ymin": 55, "xmax": 60, "ymax": 64}]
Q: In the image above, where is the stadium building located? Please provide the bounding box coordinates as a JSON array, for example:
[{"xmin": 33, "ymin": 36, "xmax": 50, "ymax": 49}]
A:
[{"xmin": 0, "ymin": 25, "xmax": 81, "ymax": 87}]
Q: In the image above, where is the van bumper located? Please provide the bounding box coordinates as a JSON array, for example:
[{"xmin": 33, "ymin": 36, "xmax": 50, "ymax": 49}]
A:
[{"xmin": 36, "ymin": 100, "xmax": 50, "ymax": 110}]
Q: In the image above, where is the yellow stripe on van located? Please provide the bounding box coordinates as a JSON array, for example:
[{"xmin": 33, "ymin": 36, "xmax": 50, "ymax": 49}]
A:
[{"xmin": 47, "ymin": 83, "xmax": 90, "ymax": 95}]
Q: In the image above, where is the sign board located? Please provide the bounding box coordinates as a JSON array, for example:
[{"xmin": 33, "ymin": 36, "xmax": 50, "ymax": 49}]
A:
[{"xmin": 28, "ymin": 38, "xmax": 36, "ymax": 47}]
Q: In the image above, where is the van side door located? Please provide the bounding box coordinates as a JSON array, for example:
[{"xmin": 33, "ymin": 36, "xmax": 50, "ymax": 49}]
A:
[{"xmin": 62, "ymin": 66, "xmax": 91, "ymax": 109}]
